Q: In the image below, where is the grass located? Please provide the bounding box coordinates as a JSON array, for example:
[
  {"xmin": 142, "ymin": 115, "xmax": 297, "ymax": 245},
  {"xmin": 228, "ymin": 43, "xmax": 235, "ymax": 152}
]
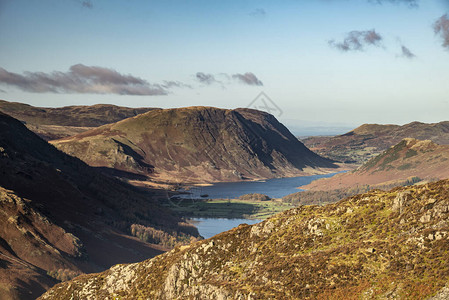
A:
[{"xmin": 163, "ymin": 198, "xmax": 293, "ymax": 219}]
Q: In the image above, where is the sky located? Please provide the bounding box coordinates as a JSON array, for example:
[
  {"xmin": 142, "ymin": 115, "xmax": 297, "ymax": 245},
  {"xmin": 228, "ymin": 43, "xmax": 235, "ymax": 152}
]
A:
[{"xmin": 1, "ymin": 0, "xmax": 449, "ymax": 134}]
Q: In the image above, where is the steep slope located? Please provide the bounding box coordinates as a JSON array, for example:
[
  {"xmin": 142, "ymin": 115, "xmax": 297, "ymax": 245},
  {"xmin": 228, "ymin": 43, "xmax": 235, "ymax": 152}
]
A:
[
  {"xmin": 302, "ymin": 121, "xmax": 449, "ymax": 164},
  {"xmin": 52, "ymin": 106, "xmax": 337, "ymax": 184},
  {"xmin": 41, "ymin": 180, "xmax": 449, "ymax": 299},
  {"xmin": 0, "ymin": 111, "xmax": 199, "ymax": 299},
  {"xmin": 302, "ymin": 138, "xmax": 449, "ymax": 191},
  {"xmin": 0, "ymin": 99, "xmax": 156, "ymax": 140}
]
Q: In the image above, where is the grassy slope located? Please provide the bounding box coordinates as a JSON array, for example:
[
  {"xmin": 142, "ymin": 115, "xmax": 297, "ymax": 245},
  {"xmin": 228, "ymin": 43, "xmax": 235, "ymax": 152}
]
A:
[
  {"xmin": 0, "ymin": 99, "xmax": 156, "ymax": 140},
  {"xmin": 302, "ymin": 138, "xmax": 449, "ymax": 191},
  {"xmin": 164, "ymin": 198, "xmax": 293, "ymax": 219}
]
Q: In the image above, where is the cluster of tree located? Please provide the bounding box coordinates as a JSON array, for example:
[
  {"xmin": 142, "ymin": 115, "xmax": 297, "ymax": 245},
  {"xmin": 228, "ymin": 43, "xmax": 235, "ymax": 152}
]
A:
[
  {"xmin": 239, "ymin": 193, "xmax": 271, "ymax": 201},
  {"xmin": 130, "ymin": 223, "xmax": 200, "ymax": 248},
  {"xmin": 47, "ymin": 268, "xmax": 81, "ymax": 282},
  {"xmin": 282, "ymin": 177, "xmax": 426, "ymax": 206}
]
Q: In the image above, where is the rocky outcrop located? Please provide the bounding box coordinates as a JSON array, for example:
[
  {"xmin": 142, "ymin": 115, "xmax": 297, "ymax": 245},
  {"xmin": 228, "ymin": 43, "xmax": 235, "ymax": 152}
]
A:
[{"xmin": 41, "ymin": 179, "xmax": 449, "ymax": 299}]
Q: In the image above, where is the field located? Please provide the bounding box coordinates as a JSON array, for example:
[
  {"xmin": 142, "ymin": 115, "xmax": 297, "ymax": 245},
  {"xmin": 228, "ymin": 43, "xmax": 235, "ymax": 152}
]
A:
[{"xmin": 164, "ymin": 197, "xmax": 293, "ymax": 219}]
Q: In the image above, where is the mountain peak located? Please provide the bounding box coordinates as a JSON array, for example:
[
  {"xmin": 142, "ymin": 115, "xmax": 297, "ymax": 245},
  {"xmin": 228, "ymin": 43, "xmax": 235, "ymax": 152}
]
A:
[{"xmin": 53, "ymin": 106, "xmax": 336, "ymax": 183}]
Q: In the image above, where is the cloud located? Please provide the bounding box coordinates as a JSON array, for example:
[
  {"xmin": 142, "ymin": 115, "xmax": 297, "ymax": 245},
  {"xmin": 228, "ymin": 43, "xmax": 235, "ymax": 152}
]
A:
[
  {"xmin": 249, "ymin": 8, "xmax": 266, "ymax": 17},
  {"xmin": 196, "ymin": 72, "xmax": 218, "ymax": 85},
  {"xmin": 329, "ymin": 29, "xmax": 383, "ymax": 52},
  {"xmin": 74, "ymin": 0, "xmax": 93, "ymax": 8},
  {"xmin": 232, "ymin": 72, "xmax": 263, "ymax": 86},
  {"xmin": 368, "ymin": 0, "xmax": 418, "ymax": 7},
  {"xmin": 399, "ymin": 45, "xmax": 416, "ymax": 58},
  {"xmin": 161, "ymin": 80, "xmax": 192, "ymax": 89},
  {"xmin": 195, "ymin": 72, "xmax": 263, "ymax": 86},
  {"xmin": 82, "ymin": 1, "xmax": 93, "ymax": 8},
  {"xmin": 0, "ymin": 64, "xmax": 168, "ymax": 95},
  {"xmin": 434, "ymin": 14, "xmax": 449, "ymax": 50}
]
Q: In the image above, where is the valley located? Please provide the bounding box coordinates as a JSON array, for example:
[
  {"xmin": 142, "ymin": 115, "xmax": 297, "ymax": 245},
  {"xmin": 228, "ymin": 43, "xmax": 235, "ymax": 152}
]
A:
[{"xmin": 1, "ymin": 99, "xmax": 449, "ymax": 299}]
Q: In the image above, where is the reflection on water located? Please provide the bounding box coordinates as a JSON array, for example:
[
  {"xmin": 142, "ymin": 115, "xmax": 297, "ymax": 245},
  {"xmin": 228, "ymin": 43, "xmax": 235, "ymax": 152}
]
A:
[
  {"xmin": 181, "ymin": 172, "xmax": 344, "ymax": 199},
  {"xmin": 191, "ymin": 217, "xmax": 261, "ymax": 239}
]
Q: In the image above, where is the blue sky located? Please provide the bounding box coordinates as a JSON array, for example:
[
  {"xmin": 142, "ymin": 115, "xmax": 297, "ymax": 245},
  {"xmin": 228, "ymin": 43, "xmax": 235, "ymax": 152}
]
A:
[{"xmin": 1, "ymin": 0, "xmax": 449, "ymax": 133}]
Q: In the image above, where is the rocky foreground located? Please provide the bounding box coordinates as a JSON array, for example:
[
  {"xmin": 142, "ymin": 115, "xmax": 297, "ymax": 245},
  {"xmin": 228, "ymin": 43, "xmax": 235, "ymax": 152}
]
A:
[{"xmin": 41, "ymin": 180, "xmax": 449, "ymax": 299}]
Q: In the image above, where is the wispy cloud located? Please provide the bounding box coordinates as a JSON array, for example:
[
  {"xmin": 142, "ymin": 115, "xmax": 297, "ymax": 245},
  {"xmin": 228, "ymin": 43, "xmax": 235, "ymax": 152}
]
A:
[
  {"xmin": 195, "ymin": 72, "xmax": 218, "ymax": 85},
  {"xmin": 195, "ymin": 72, "xmax": 263, "ymax": 86},
  {"xmin": 161, "ymin": 80, "xmax": 192, "ymax": 89},
  {"xmin": 249, "ymin": 8, "xmax": 266, "ymax": 17},
  {"xmin": 329, "ymin": 29, "xmax": 383, "ymax": 52},
  {"xmin": 232, "ymin": 72, "xmax": 263, "ymax": 86},
  {"xmin": 82, "ymin": 1, "xmax": 93, "ymax": 9},
  {"xmin": 0, "ymin": 64, "xmax": 169, "ymax": 95},
  {"xmin": 434, "ymin": 14, "xmax": 449, "ymax": 50},
  {"xmin": 74, "ymin": 0, "xmax": 93, "ymax": 9},
  {"xmin": 368, "ymin": 0, "xmax": 418, "ymax": 7},
  {"xmin": 399, "ymin": 45, "xmax": 416, "ymax": 58}
]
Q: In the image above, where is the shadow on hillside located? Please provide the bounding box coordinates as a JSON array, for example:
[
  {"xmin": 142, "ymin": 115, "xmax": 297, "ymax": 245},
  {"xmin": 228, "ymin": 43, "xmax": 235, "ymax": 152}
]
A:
[{"xmin": 94, "ymin": 167, "xmax": 149, "ymax": 181}]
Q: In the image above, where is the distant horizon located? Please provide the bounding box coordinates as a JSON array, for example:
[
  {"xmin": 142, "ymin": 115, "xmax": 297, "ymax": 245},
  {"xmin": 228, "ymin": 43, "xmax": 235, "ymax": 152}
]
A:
[{"xmin": 3, "ymin": 96, "xmax": 449, "ymax": 137}]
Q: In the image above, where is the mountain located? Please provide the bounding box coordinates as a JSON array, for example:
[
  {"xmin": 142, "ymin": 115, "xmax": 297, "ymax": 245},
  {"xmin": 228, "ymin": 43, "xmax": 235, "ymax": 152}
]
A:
[
  {"xmin": 40, "ymin": 179, "xmax": 449, "ymax": 299},
  {"xmin": 52, "ymin": 107, "xmax": 338, "ymax": 184},
  {"xmin": 0, "ymin": 99, "xmax": 156, "ymax": 140},
  {"xmin": 0, "ymin": 111, "xmax": 199, "ymax": 299},
  {"xmin": 301, "ymin": 138, "xmax": 449, "ymax": 191},
  {"xmin": 302, "ymin": 121, "xmax": 449, "ymax": 164}
]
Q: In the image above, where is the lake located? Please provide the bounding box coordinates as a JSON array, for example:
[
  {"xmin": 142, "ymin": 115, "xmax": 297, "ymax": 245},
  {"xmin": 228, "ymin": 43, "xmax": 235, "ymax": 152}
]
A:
[
  {"xmin": 191, "ymin": 217, "xmax": 262, "ymax": 239},
  {"xmin": 180, "ymin": 171, "xmax": 343, "ymax": 200},
  {"xmin": 186, "ymin": 172, "xmax": 343, "ymax": 239}
]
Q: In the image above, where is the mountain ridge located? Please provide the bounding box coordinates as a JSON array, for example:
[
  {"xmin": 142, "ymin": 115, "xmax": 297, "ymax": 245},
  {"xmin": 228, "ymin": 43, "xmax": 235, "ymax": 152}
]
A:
[
  {"xmin": 301, "ymin": 138, "xmax": 449, "ymax": 191},
  {"xmin": 0, "ymin": 99, "xmax": 157, "ymax": 140},
  {"xmin": 52, "ymin": 106, "xmax": 338, "ymax": 184},
  {"xmin": 302, "ymin": 121, "xmax": 449, "ymax": 164}
]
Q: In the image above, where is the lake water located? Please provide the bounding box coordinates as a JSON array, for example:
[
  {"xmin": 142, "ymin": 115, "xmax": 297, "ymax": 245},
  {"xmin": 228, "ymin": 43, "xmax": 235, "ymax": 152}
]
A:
[
  {"xmin": 191, "ymin": 217, "xmax": 262, "ymax": 239},
  {"xmin": 180, "ymin": 172, "xmax": 342, "ymax": 200},
  {"xmin": 186, "ymin": 172, "xmax": 343, "ymax": 238}
]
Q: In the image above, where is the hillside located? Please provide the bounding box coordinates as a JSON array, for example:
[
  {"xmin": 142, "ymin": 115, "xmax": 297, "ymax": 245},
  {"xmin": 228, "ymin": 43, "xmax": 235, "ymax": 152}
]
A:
[
  {"xmin": 52, "ymin": 107, "xmax": 337, "ymax": 184},
  {"xmin": 41, "ymin": 179, "xmax": 449, "ymax": 299},
  {"xmin": 302, "ymin": 121, "xmax": 449, "ymax": 164},
  {"xmin": 302, "ymin": 138, "xmax": 449, "ymax": 191},
  {"xmin": 0, "ymin": 112, "xmax": 199, "ymax": 299},
  {"xmin": 0, "ymin": 99, "xmax": 156, "ymax": 140}
]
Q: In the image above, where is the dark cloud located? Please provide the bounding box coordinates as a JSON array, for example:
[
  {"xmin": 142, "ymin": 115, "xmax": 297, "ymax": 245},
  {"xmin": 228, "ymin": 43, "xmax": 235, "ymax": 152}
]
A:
[
  {"xmin": 0, "ymin": 64, "xmax": 168, "ymax": 95},
  {"xmin": 75, "ymin": 0, "xmax": 93, "ymax": 8},
  {"xmin": 434, "ymin": 14, "xmax": 449, "ymax": 50},
  {"xmin": 82, "ymin": 1, "xmax": 93, "ymax": 8},
  {"xmin": 196, "ymin": 72, "xmax": 218, "ymax": 85},
  {"xmin": 329, "ymin": 29, "xmax": 383, "ymax": 52},
  {"xmin": 249, "ymin": 8, "xmax": 266, "ymax": 17},
  {"xmin": 400, "ymin": 45, "xmax": 416, "ymax": 58},
  {"xmin": 232, "ymin": 73, "xmax": 263, "ymax": 86}
]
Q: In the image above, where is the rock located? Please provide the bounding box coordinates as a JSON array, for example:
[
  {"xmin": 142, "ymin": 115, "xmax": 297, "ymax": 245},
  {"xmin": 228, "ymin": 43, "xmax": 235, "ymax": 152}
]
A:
[{"xmin": 392, "ymin": 191, "xmax": 412, "ymax": 214}]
